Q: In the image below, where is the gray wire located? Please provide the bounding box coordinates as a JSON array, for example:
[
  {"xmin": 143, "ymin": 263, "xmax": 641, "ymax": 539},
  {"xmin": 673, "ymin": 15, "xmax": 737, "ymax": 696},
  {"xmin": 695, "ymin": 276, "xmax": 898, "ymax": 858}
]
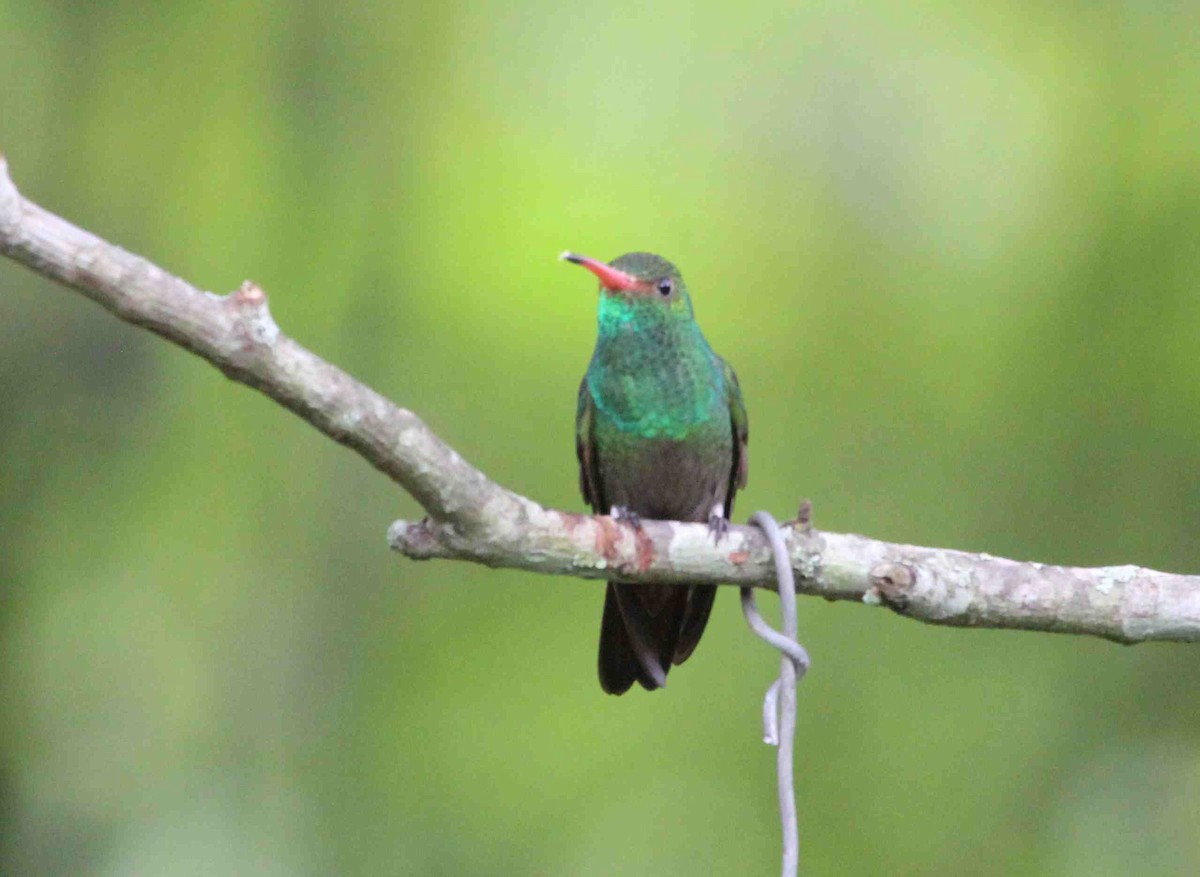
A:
[{"xmin": 742, "ymin": 511, "xmax": 809, "ymax": 877}]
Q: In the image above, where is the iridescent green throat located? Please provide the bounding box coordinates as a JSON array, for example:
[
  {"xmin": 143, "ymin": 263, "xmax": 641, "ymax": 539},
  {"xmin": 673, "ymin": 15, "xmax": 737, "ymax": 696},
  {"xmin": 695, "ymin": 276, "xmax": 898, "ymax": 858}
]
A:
[{"xmin": 586, "ymin": 293, "xmax": 726, "ymax": 440}]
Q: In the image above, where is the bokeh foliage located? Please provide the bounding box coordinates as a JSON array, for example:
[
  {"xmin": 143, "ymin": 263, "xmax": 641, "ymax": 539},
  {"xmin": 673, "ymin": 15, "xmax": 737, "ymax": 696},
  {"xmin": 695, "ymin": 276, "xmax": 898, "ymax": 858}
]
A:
[{"xmin": 2, "ymin": 2, "xmax": 1199, "ymax": 874}]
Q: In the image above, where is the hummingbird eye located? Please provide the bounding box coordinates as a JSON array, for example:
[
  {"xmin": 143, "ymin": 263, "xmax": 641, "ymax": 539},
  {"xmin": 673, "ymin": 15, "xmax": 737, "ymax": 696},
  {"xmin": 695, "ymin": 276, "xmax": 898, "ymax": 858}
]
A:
[{"xmin": 656, "ymin": 278, "xmax": 673, "ymax": 296}]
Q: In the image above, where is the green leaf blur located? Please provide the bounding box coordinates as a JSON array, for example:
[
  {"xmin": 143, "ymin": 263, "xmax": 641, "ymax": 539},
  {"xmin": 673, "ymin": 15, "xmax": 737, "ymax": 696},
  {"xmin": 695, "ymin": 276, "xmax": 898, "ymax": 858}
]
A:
[{"xmin": 2, "ymin": 2, "xmax": 1199, "ymax": 874}]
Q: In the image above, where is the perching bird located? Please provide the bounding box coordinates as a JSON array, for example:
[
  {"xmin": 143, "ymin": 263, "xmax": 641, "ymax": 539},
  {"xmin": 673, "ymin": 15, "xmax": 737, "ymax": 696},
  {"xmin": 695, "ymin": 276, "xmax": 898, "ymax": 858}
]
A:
[{"xmin": 564, "ymin": 251, "xmax": 748, "ymax": 695}]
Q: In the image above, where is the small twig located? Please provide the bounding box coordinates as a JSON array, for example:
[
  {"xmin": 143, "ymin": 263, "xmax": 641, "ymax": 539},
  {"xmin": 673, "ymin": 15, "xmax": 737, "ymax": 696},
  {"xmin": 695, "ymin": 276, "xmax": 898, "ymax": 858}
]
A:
[{"xmin": 742, "ymin": 511, "xmax": 810, "ymax": 877}]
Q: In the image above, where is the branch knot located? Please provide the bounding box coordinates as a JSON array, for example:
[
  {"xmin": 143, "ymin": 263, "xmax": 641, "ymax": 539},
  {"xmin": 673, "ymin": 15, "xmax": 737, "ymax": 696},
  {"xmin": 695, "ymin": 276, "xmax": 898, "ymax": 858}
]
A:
[
  {"xmin": 868, "ymin": 561, "xmax": 916, "ymax": 611},
  {"xmin": 229, "ymin": 280, "xmax": 280, "ymax": 347}
]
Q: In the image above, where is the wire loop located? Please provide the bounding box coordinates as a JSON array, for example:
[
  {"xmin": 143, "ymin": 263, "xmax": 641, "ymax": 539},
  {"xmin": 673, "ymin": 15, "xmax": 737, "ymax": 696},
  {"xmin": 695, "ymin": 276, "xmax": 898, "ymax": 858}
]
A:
[{"xmin": 741, "ymin": 511, "xmax": 809, "ymax": 877}]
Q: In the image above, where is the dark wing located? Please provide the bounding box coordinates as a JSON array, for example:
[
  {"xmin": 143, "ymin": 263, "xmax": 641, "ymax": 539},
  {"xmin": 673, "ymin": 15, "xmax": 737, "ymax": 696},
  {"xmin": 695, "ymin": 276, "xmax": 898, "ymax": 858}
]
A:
[
  {"xmin": 671, "ymin": 355, "xmax": 748, "ymax": 667},
  {"xmin": 575, "ymin": 377, "xmax": 605, "ymax": 512},
  {"xmin": 582, "ymin": 378, "xmax": 661, "ymax": 693},
  {"xmin": 722, "ymin": 355, "xmax": 749, "ymax": 515}
]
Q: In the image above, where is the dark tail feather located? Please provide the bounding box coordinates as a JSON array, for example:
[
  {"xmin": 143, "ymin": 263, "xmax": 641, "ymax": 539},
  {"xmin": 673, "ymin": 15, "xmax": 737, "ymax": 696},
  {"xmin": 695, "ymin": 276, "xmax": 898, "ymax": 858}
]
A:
[
  {"xmin": 599, "ymin": 582, "xmax": 703, "ymax": 695},
  {"xmin": 598, "ymin": 584, "xmax": 640, "ymax": 695},
  {"xmin": 673, "ymin": 585, "xmax": 717, "ymax": 665}
]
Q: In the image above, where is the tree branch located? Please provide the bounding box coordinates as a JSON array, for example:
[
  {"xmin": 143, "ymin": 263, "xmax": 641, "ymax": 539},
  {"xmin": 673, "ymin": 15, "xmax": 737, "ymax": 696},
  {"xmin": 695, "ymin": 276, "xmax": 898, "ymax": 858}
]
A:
[{"xmin": 2, "ymin": 155, "xmax": 1197, "ymax": 645}]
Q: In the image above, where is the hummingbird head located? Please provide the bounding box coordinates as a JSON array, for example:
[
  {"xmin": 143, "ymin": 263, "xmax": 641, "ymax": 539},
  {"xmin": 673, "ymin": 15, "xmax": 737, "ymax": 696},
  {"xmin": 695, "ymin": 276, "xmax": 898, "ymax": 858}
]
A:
[{"xmin": 560, "ymin": 251, "xmax": 693, "ymax": 317}]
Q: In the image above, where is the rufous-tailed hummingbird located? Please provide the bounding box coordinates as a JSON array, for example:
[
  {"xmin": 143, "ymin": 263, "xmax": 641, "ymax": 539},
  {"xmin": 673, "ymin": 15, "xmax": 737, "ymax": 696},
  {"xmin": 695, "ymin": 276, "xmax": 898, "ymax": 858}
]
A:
[{"xmin": 563, "ymin": 251, "xmax": 748, "ymax": 694}]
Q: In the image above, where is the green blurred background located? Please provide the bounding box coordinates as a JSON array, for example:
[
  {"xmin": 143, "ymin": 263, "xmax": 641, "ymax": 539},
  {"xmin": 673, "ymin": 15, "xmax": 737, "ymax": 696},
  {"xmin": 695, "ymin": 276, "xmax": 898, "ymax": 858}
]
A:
[{"xmin": 2, "ymin": 2, "xmax": 1199, "ymax": 874}]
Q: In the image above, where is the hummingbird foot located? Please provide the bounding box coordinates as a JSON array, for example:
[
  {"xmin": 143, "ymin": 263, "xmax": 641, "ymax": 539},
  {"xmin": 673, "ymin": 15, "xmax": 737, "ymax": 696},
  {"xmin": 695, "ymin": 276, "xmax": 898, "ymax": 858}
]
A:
[
  {"xmin": 707, "ymin": 511, "xmax": 731, "ymax": 544},
  {"xmin": 610, "ymin": 505, "xmax": 644, "ymax": 531}
]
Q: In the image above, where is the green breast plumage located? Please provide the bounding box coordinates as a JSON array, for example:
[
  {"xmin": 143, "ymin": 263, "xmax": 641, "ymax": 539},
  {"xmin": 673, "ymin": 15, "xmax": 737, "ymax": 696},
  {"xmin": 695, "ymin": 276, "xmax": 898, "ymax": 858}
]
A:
[{"xmin": 585, "ymin": 294, "xmax": 728, "ymax": 440}]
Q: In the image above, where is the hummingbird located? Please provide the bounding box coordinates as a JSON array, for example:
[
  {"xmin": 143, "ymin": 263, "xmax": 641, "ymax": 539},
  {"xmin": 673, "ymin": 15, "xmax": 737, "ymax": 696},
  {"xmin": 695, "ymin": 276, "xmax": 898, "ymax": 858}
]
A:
[{"xmin": 563, "ymin": 251, "xmax": 748, "ymax": 695}]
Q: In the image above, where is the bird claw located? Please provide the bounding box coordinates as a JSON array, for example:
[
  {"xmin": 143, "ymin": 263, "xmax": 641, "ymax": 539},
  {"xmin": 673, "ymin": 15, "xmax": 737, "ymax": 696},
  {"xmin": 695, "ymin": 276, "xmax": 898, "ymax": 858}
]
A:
[
  {"xmin": 708, "ymin": 513, "xmax": 730, "ymax": 544},
  {"xmin": 612, "ymin": 506, "xmax": 643, "ymax": 531}
]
